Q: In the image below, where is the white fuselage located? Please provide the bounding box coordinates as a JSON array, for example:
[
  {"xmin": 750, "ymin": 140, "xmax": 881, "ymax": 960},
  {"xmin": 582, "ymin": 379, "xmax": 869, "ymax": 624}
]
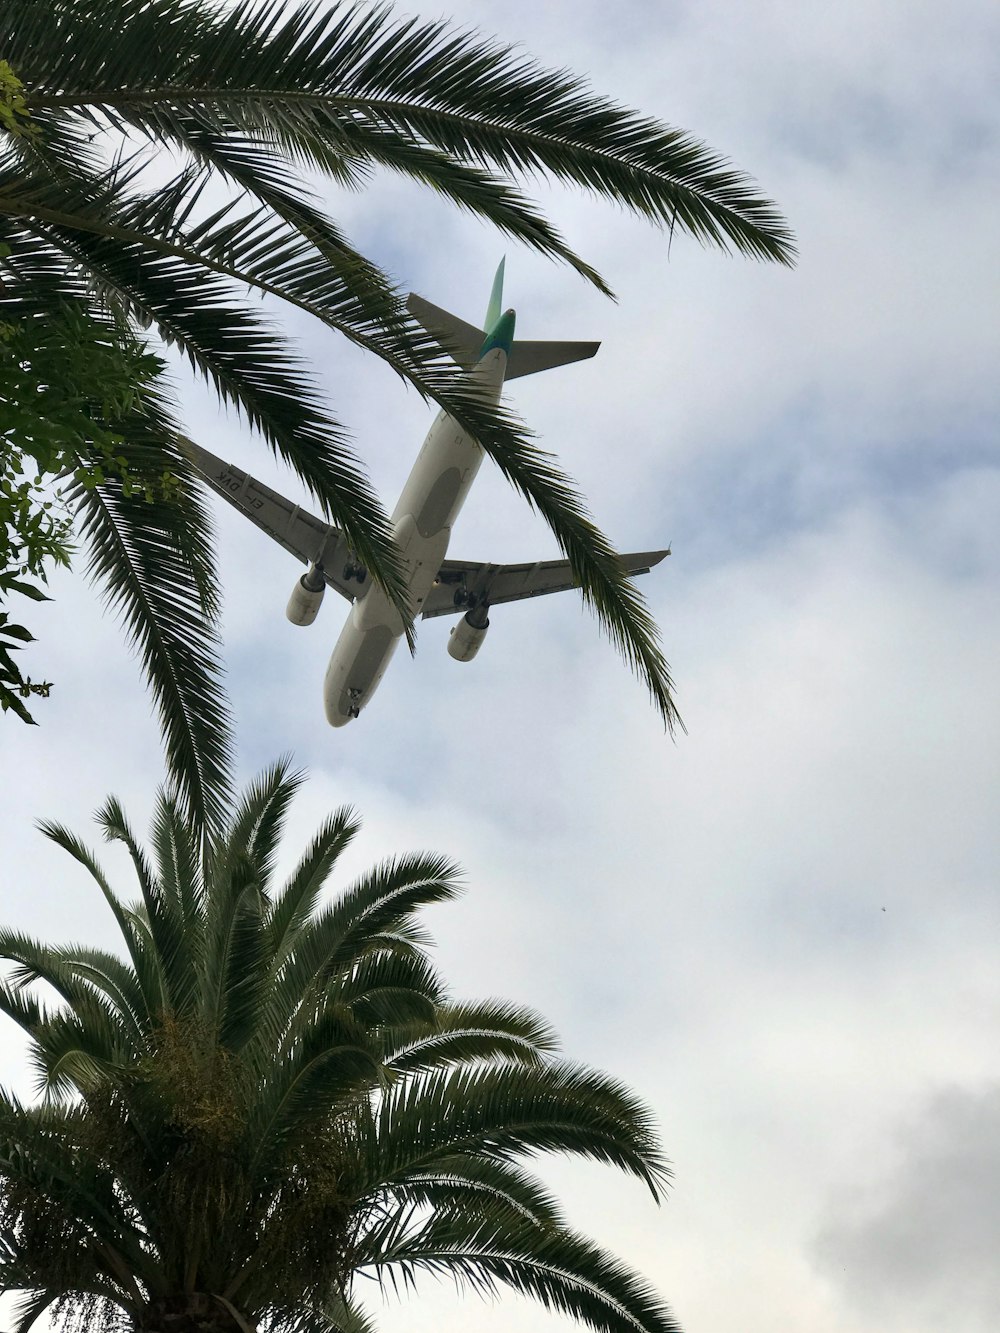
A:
[{"xmin": 323, "ymin": 348, "xmax": 507, "ymax": 725}]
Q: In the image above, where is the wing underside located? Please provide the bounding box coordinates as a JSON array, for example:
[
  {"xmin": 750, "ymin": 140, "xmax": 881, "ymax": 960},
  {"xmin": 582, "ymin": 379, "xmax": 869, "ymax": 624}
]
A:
[
  {"xmin": 183, "ymin": 440, "xmax": 357, "ymax": 602},
  {"xmin": 421, "ymin": 550, "xmax": 669, "ymax": 619}
]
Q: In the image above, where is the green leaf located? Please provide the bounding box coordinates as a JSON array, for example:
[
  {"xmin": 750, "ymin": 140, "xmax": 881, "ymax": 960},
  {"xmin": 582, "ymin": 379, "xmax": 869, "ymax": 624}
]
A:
[{"xmin": 2, "ymin": 579, "xmax": 51, "ymax": 601}]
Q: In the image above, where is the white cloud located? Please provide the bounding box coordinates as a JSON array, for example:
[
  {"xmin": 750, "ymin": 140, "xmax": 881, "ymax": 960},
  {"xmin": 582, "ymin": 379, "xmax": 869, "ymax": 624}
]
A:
[{"xmin": 815, "ymin": 1084, "xmax": 1000, "ymax": 1332}]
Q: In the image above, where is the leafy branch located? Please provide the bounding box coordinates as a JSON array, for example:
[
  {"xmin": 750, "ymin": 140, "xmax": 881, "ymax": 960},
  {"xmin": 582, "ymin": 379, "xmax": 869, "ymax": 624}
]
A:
[{"xmin": 0, "ymin": 296, "xmax": 180, "ymax": 723}]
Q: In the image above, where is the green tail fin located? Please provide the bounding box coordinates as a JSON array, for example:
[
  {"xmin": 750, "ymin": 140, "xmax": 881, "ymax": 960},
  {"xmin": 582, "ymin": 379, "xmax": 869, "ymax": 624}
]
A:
[{"xmin": 484, "ymin": 257, "xmax": 505, "ymax": 332}]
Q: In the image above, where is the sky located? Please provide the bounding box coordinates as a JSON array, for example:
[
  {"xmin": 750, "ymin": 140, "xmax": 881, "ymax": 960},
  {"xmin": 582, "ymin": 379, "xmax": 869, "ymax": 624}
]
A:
[{"xmin": 3, "ymin": 0, "xmax": 1000, "ymax": 1330}]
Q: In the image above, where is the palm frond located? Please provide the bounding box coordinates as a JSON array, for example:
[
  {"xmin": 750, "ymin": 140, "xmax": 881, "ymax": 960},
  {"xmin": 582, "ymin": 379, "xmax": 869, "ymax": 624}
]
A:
[
  {"xmin": 39, "ymin": 948, "xmax": 149, "ymax": 1051},
  {"xmin": 275, "ymin": 1294, "xmax": 381, "ymax": 1333},
  {"xmin": 26, "ymin": 999, "xmax": 130, "ymax": 1099},
  {"xmin": 94, "ymin": 794, "xmax": 192, "ymax": 1019},
  {"xmin": 369, "ymin": 1155, "xmax": 565, "ymax": 1233},
  {"xmin": 266, "ymin": 805, "xmax": 361, "ymax": 971},
  {"xmin": 0, "ymin": 934, "xmax": 146, "ymax": 1059},
  {"xmin": 202, "ymin": 858, "xmax": 267, "ymax": 1051},
  {"xmin": 150, "ymin": 791, "xmax": 205, "ymax": 947},
  {"xmin": 265, "ymin": 853, "xmax": 462, "ymax": 1037},
  {"xmin": 31, "ymin": 822, "xmax": 163, "ymax": 1017},
  {"xmin": 0, "ymin": 0, "xmax": 215, "ymax": 95},
  {"xmin": 248, "ymin": 1008, "xmax": 381, "ymax": 1163},
  {"xmin": 358, "ymin": 1062, "xmax": 670, "ymax": 1199},
  {"xmin": 22, "ymin": 0, "xmax": 794, "ymax": 266},
  {"xmin": 384, "ymin": 999, "xmax": 558, "ymax": 1074},
  {"xmin": 361, "ymin": 1215, "xmax": 683, "ymax": 1333},
  {"xmin": 8, "ymin": 1287, "xmax": 60, "ymax": 1333},
  {"xmin": 216, "ymin": 757, "xmax": 302, "ymax": 890},
  {"xmin": 69, "ymin": 448, "xmax": 233, "ymax": 836},
  {"xmin": 339, "ymin": 949, "xmax": 443, "ymax": 1029},
  {"xmin": 0, "ymin": 976, "xmax": 47, "ymax": 1038}
]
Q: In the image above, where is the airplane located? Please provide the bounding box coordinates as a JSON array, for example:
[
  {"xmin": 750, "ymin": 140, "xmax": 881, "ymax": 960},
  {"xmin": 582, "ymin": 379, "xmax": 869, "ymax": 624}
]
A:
[{"xmin": 187, "ymin": 262, "xmax": 670, "ymax": 727}]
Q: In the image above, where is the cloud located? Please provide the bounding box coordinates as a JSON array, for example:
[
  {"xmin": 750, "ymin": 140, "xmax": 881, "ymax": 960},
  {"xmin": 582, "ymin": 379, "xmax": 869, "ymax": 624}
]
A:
[{"xmin": 815, "ymin": 1084, "xmax": 1000, "ymax": 1331}]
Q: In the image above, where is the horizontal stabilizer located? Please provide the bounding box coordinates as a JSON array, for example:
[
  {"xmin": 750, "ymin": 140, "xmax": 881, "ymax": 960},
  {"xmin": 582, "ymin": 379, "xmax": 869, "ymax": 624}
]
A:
[
  {"xmin": 505, "ymin": 339, "xmax": 600, "ymax": 379},
  {"xmin": 408, "ymin": 292, "xmax": 600, "ymax": 379},
  {"xmin": 407, "ymin": 294, "xmax": 482, "ymax": 371}
]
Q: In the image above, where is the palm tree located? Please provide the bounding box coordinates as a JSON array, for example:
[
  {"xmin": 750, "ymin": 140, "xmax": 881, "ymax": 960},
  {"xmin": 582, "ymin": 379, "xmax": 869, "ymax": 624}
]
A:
[
  {"xmin": 1, "ymin": 0, "xmax": 796, "ymax": 822},
  {"xmin": 0, "ymin": 760, "xmax": 681, "ymax": 1333}
]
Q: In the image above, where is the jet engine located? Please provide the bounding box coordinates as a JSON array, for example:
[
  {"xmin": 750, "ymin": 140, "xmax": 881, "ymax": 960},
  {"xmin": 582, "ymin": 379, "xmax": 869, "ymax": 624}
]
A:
[
  {"xmin": 286, "ymin": 566, "xmax": 326, "ymax": 626},
  {"xmin": 447, "ymin": 606, "xmax": 489, "ymax": 662}
]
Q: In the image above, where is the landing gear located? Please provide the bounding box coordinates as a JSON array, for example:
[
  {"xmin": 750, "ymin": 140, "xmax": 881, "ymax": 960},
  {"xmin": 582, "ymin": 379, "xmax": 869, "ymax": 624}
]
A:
[
  {"xmin": 343, "ymin": 561, "xmax": 367, "ymax": 585},
  {"xmin": 346, "ymin": 688, "xmax": 362, "ymax": 720}
]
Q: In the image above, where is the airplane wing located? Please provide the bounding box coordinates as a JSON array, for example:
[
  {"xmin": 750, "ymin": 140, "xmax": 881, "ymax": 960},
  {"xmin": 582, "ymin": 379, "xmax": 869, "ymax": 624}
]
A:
[
  {"xmin": 420, "ymin": 549, "xmax": 670, "ymax": 620},
  {"xmin": 183, "ymin": 440, "xmax": 358, "ymax": 603}
]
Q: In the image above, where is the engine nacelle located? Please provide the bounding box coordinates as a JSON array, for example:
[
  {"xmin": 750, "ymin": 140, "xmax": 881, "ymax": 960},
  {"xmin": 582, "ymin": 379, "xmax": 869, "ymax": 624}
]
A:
[
  {"xmin": 447, "ymin": 608, "xmax": 489, "ymax": 662},
  {"xmin": 286, "ymin": 568, "xmax": 326, "ymax": 626}
]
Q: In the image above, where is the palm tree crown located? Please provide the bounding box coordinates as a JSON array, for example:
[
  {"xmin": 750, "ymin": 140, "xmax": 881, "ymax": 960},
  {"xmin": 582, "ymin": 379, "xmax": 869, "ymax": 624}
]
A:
[
  {"xmin": 0, "ymin": 762, "xmax": 681, "ymax": 1333},
  {"xmin": 2, "ymin": 0, "xmax": 796, "ymax": 823}
]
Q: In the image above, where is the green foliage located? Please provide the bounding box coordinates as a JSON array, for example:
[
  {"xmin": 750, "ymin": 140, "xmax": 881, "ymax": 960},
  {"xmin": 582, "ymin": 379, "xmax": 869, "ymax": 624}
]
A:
[
  {"xmin": 0, "ymin": 300, "xmax": 166, "ymax": 488},
  {"xmin": 0, "ymin": 297, "xmax": 185, "ymax": 722},
  {"xmin": 0, "ymin": 60, "xmax": 36, "ymax": 140},
  {"xmin": 0, "ymin": 581, "xmax": 52, "ymax": 724},
  {"xmin": 0, "ymin": 765, "xmax": 681, "ymax": 1333}
]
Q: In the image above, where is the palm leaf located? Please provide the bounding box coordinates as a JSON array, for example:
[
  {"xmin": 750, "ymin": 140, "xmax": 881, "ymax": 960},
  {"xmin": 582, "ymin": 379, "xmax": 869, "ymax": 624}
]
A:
[
  {"xmin": 383, "ymin": 999, "xmax": 558, "ymax": 1074},
  {"xmin": 371, "ymin": 1155, "xmax": 565, "ymax": 1232},
  {"xmin": 39, "ymin": 947, "xmax": 149, "ymax": 1050},
  {"xmin": 69, "ymin": 452, "xmax": 233, "ymax": 836},
  {"xmin": 149, "ymin": 791, "xmax": 205, "ymax": 948},
  {"xmin": 357, "ymin": 1062, "xmax": 670, "ymax": 1199},
  {"xmin": 31, "ymin": 822, "xmax": 164, "ymax": 1021},
  {"xmin": 338, "ymin": 948, "xmax": 443, "ymax": 1028},
  {"xmin": 248, "ymin": 1007, "xmax": 381, "ymax": 1164},
  {"xmin": 0, "ymin": 934, "xmax": 145, "ymax": 1056},
  {"xmin": 266, "ymin": 805, "xmax": 361, "ymax": 972},
  {"xmin": 263, "ymin": 853, "xmax": 461, "ymax": 1043},
  {"xmin": 23, "ymin": 0, "xmax": 793, "ymax": 266},
  {"xmin": 7, "ymin": 1287, "xmax": 62, "ymax": 1333},
  {"xmin": 201, "ymin": 855, "xmax": 266, "ymax": 1050},
  {"xmin": 362, "ymin": 1215, "xmax": 683, "ymax": 1333},
  {"xmin": 217, "ymin": 757, "xmax": 302, "ymax": 889},
  {"xmin": 94, "ymin": 795, "xmax": 192, "ymax": 1018}
]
